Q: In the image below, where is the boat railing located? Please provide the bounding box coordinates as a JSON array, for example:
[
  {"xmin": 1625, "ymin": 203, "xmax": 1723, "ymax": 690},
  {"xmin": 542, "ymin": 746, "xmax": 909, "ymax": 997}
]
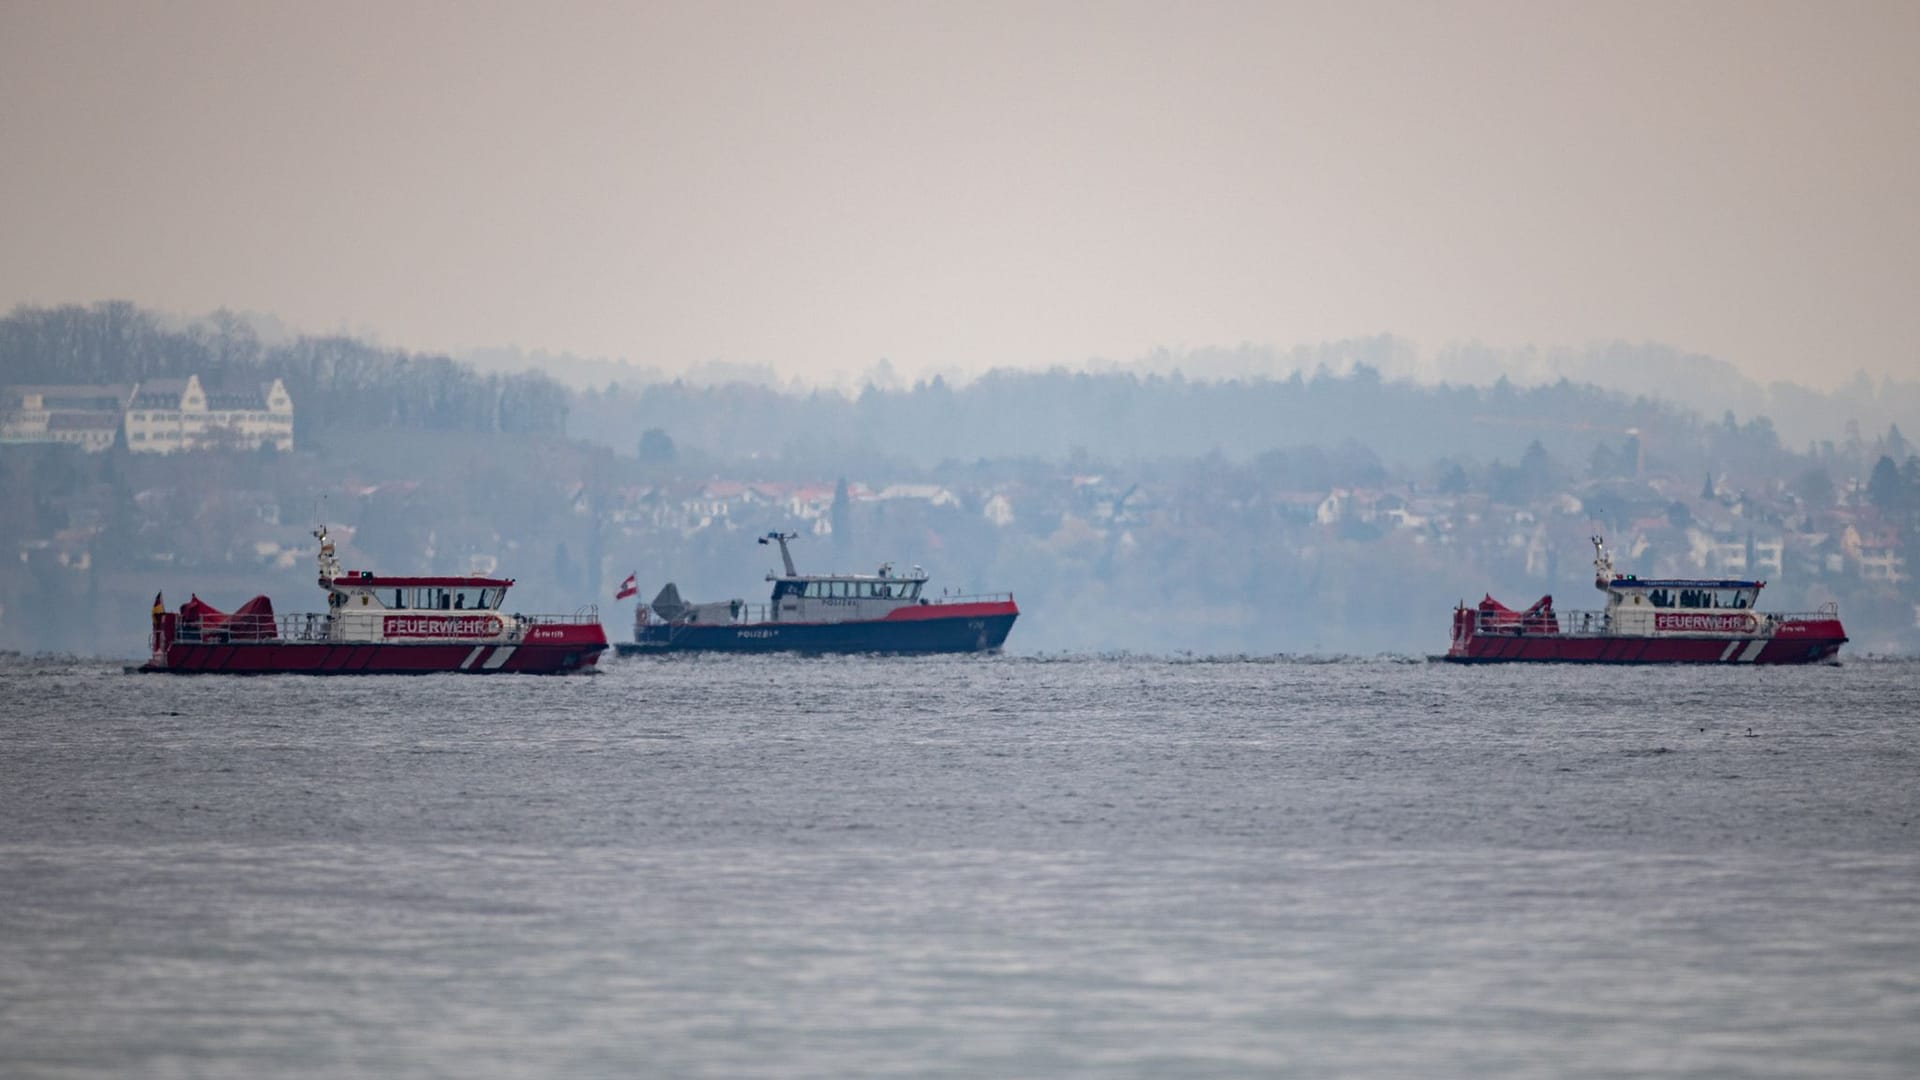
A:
[
  {"xmin": 1467, "ymin": 608, "xmax": 1611, "ymax": 638},
  {"xmin": 519, "ymin": 606, "xmax": 601, "ymax": 627},
  {"xmin": 1771, "ymin": 608, "xmax": 1842, "ymax": 623},
  {"xmin": 173, "ymin": 612, "xmax": 325, "ymax": 644},
  {"xmin": 737, "ymin": 594, "xmax": 1014, "ymax": 618},
  {"xmin": 672, "ymin": 593, "xmax": 1014, "ymax": 626},
  {"xmin": 173, "ymin": 606, "xmax": 602, "ymax": 643},
  {"xmin": 279, "ymin": 613, "xmax": 334, "ymax": 642},
  {"xmin": 1468, "ymin": 606, "xmax": 1838, "ymax": 637}
]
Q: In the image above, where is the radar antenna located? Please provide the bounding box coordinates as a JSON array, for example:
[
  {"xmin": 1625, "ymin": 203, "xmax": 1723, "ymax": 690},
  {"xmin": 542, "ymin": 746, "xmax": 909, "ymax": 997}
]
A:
[{"xmin": 758, "ymin": 531, "xmax": 799, "ymax": 577}]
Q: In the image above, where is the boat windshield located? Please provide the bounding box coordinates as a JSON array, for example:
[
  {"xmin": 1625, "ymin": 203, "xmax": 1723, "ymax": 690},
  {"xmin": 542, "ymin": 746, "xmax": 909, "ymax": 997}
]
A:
[
  {"xmin": 388, "ymin": 586, "xmax": 503, "ymax": 610},
  {"xmin": 799, "ymin": 579, "xmax": 921, "ymax": 600},
  {"xmin": 1641, "ymin": 586, "xmax": 1757, "ymax": 609}
]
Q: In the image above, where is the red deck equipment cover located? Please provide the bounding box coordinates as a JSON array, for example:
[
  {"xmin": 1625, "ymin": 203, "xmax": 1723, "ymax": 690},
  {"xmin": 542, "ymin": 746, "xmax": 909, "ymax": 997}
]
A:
[
  {"xmin": 178, "ymin": 594, "xmax": 276, "ymax": 640},
  {"xmin": 1476, "ymin": 594, "xmax": 1559, "ymax": 634},
  {"xmin": 230, "ymin": 595, "xmax": 276, "ymax": 640}
]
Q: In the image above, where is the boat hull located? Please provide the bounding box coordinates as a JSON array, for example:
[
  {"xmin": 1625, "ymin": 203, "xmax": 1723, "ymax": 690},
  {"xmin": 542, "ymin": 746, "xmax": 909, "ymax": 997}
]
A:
[
  {"xmin": 617, "ymin": 603, "xmax": 1017, "ymax": 655},
  {"xmin": 141, "ymin": 637, "xmax": 605, "ymax": 674},
  {"xmin": 1438, "ymin": 625, "xmax": 1846, "ymax": 665}
]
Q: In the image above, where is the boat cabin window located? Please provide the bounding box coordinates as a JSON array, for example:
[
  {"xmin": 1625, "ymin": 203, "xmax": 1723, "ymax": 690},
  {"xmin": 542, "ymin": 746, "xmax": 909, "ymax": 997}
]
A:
[
  {"xmin": 796, "ymin": 578, "xmax": 923, "ymax": 600},
  {"xmin": 386, "ymin": 586, "xmax": 497, "ymax": 610},
  {"xmin": 1665, "ymin": 587, "xmax": 1757, "ymax": 609}
]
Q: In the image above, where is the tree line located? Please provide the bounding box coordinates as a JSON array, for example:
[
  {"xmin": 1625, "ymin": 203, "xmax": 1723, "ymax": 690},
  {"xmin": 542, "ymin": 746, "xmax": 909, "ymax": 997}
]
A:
[
  {"xmin": 570, "ymin": 364, "xmax": 1791, "ymax": 486},
  {"xmin": 0, "ymin": 302, "xmax": 569, "ymax": 438}
]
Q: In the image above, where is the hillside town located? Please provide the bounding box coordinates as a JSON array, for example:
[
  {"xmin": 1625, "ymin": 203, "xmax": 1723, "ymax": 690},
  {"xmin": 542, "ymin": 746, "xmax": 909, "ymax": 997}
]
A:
[
  {"xmin": 4, "ymin": 306, "xmax": 1918, "ymax": 655},
  {"xmin": 4, "ymin": 361, "xmax": 1916, "ymax": 655}
]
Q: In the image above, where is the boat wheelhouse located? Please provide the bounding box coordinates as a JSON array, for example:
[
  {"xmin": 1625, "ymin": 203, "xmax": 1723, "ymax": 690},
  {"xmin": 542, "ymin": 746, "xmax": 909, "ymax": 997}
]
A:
[
  {"xmin": 141, "ymin": 525, "xmax": 607, "ymax": 674},
  {"xmin": 1439, "ymin": 536, "xmax": 1846, "ymax": 664},
  {"xmin": 617, "ymin": 531, "xmax": 1018, "ymax": 654}
]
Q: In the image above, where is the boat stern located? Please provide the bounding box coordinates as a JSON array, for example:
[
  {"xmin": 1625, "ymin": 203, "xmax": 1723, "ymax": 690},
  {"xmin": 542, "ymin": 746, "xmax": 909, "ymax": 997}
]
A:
[{"xmin": 518, "ymin": 618, "xmax": 610, "ymax": 672}]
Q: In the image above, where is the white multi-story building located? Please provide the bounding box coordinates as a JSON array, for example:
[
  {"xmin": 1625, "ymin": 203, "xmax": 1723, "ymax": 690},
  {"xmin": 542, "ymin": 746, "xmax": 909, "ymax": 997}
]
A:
[
  {"xmin": 123, "ymin": 374, "xmax": 293, "ymax": 454},
  {"xmin": 0, "ymin": 385, "xmax": 135, "ymax": 452},
  {"xmin": 3, "ymin": 375, "xmax": 293, "ymax": 454}
]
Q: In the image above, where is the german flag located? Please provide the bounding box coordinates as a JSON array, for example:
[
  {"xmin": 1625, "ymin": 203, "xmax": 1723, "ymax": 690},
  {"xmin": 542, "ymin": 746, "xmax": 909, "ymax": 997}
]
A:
[{"xmin": 151, "ymin": 591, "xmax": 165, "ymax": 624}]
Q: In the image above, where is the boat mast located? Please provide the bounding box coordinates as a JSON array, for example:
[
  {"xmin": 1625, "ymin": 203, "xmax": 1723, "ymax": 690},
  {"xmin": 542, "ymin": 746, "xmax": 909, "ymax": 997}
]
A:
[
  {"xmin": 314, "ymin": 523, "xmax": 341, "ymax": 585},
  {"xmin": 1591, "ymin": 534, "xmax": 1614, "ymax": 589},
  {"xmin": 759, "ymin": 531, "xmax": 799, "ymax": 577}
]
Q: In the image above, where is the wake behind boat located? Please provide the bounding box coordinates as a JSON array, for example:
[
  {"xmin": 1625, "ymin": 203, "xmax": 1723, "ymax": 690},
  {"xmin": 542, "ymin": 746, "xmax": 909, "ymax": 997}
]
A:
[
  {"xmin": 141, "ymin": 525, "xmax": 607, "ymax": 674},
  {"xmin": 1437, "ymin": 535, "xmax": 1846, "ymax": 664},
  {"xmin": 616, "ymin": 532, "xmax": 1018, "ymax": 655}
]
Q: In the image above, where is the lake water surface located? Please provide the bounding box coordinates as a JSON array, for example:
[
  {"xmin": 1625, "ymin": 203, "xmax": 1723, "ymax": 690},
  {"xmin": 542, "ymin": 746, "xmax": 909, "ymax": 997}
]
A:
[{"xmin": 2, "ymin": 654, "xmax": 1916, "ymax": 1077}]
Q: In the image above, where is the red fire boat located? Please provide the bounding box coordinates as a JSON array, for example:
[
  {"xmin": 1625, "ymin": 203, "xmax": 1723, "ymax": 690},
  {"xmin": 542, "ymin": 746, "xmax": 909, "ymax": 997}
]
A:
[
  {"xmin": 141, "ymin": 525, "xmax": 607, "ymax": 674},
  {"xmin": 1439, "ymin": 536, "xmax": 1846, "ymax": 665}
]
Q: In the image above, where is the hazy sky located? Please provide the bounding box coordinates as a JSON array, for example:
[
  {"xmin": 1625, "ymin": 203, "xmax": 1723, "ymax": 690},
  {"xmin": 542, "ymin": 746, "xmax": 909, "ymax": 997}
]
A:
[{"xmin": 3, "ymin": 1, "xmax": 1917, "ymax": 387}]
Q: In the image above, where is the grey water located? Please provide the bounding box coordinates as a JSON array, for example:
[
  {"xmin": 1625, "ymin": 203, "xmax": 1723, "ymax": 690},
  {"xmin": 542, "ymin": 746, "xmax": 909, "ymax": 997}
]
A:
[{"xmin": 1, "ymin": 654, "xmax": 1916, "ymax": 1078}]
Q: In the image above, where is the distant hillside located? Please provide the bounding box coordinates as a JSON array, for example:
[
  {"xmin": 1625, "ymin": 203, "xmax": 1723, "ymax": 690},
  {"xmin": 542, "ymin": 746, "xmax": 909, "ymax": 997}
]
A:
[
  {"xmin": 568, "ymin": 365, "xmax": 1739, "ymax": 478},
  {"xmin": 462, "ymin": 330, "xmax": 1915, "ymax": 455},
  {"xmin": 1109, "ymin": 338, "xmax": 1918, "ymax": 452},
  {"xmin": 1424, "ymin": 340, "xmax": 1920, "ymax": 450},
  {"xmin": 0, "ymin": 302, "xmax": 570, "ymax": 438}
]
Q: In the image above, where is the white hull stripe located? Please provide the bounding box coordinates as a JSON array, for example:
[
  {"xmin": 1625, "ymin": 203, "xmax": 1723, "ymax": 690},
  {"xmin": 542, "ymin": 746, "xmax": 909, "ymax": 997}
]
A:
[
  {"xmin": 460, "ymin": 646, "xmax": 487, "ymax": 670},
  {"xmin": 482, "ymin": 645, "xmax": 516, "ymax": 670},
  {"xmin": 1719, "ymin": 641, "xmax": 1741, "ymax": 662},
  {"xmin": 1737, "ymin": 639, "xmax": 1766, "ymax": 663}
]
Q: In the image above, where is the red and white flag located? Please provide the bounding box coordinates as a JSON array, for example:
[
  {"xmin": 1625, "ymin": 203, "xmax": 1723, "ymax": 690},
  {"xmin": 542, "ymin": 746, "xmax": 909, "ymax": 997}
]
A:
[{"xmin": 615, "ymin": 572, "xmax": 638, "ymax": 600}]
